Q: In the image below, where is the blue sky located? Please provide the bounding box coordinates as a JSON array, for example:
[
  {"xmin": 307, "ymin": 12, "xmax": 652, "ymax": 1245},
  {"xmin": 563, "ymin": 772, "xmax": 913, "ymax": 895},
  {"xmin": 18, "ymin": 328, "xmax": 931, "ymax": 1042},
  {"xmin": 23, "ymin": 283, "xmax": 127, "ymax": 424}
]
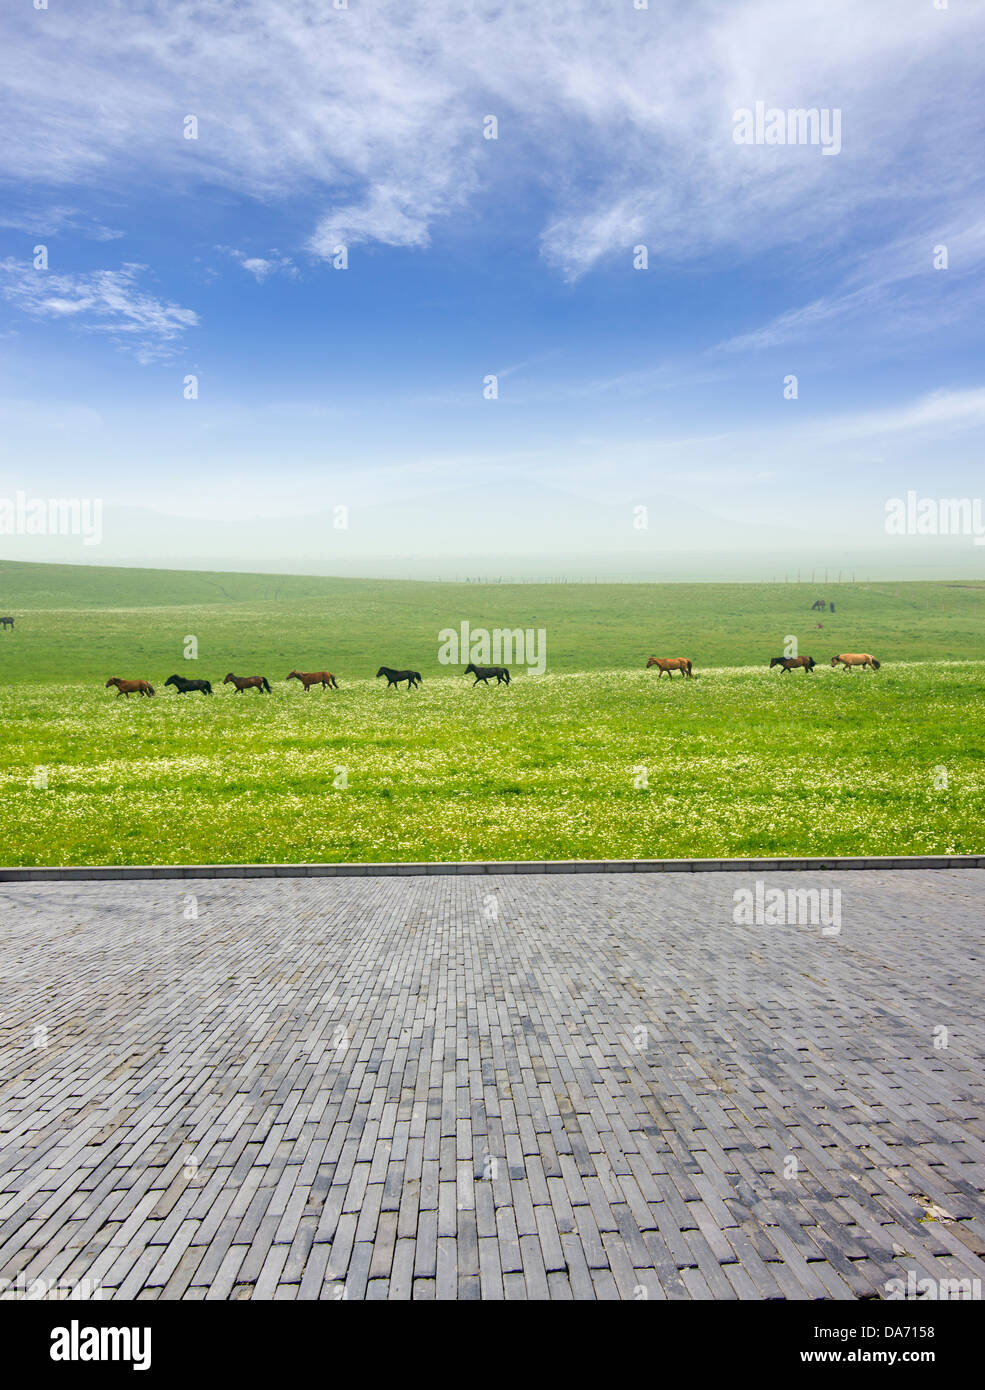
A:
[{"xmin": 1, "ymin": 0, "xmax": 984, "ymax": 573}]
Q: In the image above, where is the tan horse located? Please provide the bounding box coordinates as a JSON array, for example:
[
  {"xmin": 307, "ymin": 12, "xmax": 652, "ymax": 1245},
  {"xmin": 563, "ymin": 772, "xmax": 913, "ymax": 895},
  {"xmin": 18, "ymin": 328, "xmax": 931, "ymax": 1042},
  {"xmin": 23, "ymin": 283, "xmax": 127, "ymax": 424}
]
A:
[
  {"xmin": 105, "ymin": 677, "xmax": 155, "ymax": 697},
  {"xmin": 287, "ymin": 669, "xmax": 339, "ymax": 691},
  {"xmin": 646, "ymin": 656, "xmax": 692, "ymax": 678},
  {"xmin": 831, "ymin": 653, "xmax": 880, "ymax": 671},
  {"xmin": 224, "ymin": 673, "xmax": 271, "ymax": 693}
]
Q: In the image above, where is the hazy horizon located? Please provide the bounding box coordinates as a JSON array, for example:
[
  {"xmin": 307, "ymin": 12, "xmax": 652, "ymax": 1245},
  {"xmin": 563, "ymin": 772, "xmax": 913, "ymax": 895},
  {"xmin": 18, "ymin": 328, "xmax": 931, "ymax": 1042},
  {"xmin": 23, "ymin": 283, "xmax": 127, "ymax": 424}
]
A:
[
  {"xmin": 3, "ymin": 476, "xmax": 985, "ymax": 583},
  {"xmin": 1, "ymin": 545, "xmax": 983, "ymax": 589}
]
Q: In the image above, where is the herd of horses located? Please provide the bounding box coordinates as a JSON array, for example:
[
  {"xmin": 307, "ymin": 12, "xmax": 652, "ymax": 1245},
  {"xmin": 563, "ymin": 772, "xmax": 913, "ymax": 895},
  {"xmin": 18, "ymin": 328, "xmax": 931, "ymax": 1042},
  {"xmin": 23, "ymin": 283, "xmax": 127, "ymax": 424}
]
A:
[
  {"xmin": 106, "ymin": 672, "xmax": 341, "ymax": 696},
  {"xmin": 646, "ymin": 652, "xmax": 881, "ymax": 678},
  {"xmin": 770, "ymin": 653, "xmax": 881, "ymax": 673},
  {"xmin": 4, "ymin": 611, "xmax": 883, "ymax": 686},
  {"xmin": 104, "ymin": 667, "xmax": 425, "ymax": 696},
  {"xmin": 102, "ymin": 652, "xmax": 882, "ymax": 696}
]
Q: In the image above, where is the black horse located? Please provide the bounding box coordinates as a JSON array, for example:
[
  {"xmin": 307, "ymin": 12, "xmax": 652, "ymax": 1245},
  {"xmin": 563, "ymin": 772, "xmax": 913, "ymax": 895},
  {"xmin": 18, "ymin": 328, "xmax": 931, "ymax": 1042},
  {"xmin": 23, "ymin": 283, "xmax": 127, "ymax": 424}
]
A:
[
  {"xmin": 165, "ymin": 674, "xmax": 213, "ymax": 695},
  {"xmin": 769, "ymin": 656, "xmax": 816, "ymax": 673},
  {"xmin": 376, "ymin": 666, "xmax": 422, "ymax": 689},
  {"xmin": 464, "ymin": 663, "xmax": 510, "ymax": 685},
  {"xmin": 0, "ymin": 616, "xmax": 14, "ymax": 629}
]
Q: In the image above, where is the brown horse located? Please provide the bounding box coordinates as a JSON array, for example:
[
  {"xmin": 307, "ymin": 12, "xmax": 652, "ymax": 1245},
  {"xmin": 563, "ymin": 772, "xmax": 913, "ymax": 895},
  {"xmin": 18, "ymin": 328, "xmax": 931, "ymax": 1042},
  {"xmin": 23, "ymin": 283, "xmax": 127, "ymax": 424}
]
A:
[
  {"xmin": 831, "ymin": 653, "xmax": 880, "ymax": 671},
  {"xmin": 646, "ymin": 656, "xmax": 692, "ymax": 679},
  {"xmin": 224, "ymin": 673, "xmax": 272, "ymax": 692},
  {"xmin": 105, "ymin": 677, "xmax": 154, "ymax": 698},
  {"xmin": 770, "ymin": 656, "xmax": 816, "ymax": 673},
  {"xmin": 287, "ymin": 670, "xmax": 339, "ymax": 691}
]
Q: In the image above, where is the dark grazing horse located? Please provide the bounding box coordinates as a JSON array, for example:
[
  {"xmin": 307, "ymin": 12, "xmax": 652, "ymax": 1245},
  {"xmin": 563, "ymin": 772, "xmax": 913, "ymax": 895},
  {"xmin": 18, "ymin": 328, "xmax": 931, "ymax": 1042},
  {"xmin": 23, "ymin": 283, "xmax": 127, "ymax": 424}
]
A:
[
  {"xmin": 224, "ymin": 673, "xmax": 271, "ymax": 693},
  {"xmin": 0, "ymin": 616, "xmax": 13, "ymax": 629},
  {"xmin": 464, "ymin": 663, "xmax": 510, "ymax": 686},
  {"xmin": 165, "ymin": 674, "xmax": 213, "ymax": 695},
  {"xmin": 287, "ymin": 670, "xmax": 339, "ymax": 691},
  {"xmin": 811, "ymin": 599, "xmax": 826, "ymax": 611},
  {"xmin": 105, "ymin": 677, "xmax": 154, "ymax": 698},
  {"xmin": 769, "ymin": 656, "xmax": 816, "ymax": 673},
  {"xmin": 376, "ymin": 666, "xmax": 422, "ymax": 690}
]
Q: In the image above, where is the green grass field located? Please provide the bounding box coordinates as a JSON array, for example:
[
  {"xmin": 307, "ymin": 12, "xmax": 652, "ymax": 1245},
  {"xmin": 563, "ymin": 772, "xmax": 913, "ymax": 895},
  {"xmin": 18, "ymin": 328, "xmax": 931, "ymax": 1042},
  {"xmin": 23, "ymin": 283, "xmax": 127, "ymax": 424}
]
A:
[{"xmin": 2, "ymin": 559, "xmax": 984, "ymax": 865}]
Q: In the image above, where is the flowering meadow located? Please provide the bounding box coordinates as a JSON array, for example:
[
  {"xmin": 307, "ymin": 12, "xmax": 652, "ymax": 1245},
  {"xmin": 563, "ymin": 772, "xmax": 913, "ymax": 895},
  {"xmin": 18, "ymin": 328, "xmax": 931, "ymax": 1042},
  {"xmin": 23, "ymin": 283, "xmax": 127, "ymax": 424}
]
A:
[
  {"xmin": 2, "ymin": 661, "xmax": 983, "ymax": 866},
  {"xmin": 2, "ymin": 561, "xmax": 985, "ymax": 864}
]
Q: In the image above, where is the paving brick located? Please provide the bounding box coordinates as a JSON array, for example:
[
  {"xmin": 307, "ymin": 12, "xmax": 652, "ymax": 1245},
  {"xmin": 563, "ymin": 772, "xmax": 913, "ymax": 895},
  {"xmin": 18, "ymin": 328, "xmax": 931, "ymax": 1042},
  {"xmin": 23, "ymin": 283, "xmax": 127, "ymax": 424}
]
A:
[{"xmin": 1, "ymin": 870, "xmax": 983, "ymax": 1303}]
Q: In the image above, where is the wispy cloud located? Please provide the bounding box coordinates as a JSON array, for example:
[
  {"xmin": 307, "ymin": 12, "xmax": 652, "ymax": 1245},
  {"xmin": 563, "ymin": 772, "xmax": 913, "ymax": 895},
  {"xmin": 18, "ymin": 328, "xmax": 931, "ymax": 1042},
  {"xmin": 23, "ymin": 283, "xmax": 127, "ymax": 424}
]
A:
[
  {"xmin": 716, "ymin": 218, "xmax": 985, "ymax": 355},
  {"xmin": 0, "ymin": 205, "xmax": 124, "ymax": 241},
  {"xmin": 0, "ymin": 259, "xmax": 198, "ymax": 362},
  {"xmin": 308, "ymin": 185, "xmax": 454, "ymax": 255},
  {"xmin": 217, "ymin": 246, "xmax": 297, "ymax": 281},
  {"xmin": 816, "ymin": 387, "xmax": 985, "ymax": 443},
  {"xmin": 1, "ymin": 0, "xmax": 981, "ymax": 278}
]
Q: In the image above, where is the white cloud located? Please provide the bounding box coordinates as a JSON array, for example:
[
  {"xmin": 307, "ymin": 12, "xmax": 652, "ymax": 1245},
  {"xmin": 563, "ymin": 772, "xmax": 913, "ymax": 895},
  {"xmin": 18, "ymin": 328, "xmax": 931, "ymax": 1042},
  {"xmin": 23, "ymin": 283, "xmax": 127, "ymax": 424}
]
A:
[
  {"xmin": 0, "ymin": 206, "xmax": 124, "ymax": 241},
  {"xmin": 217, "ymin": 247, "xmax": 297, "ymax": 281},
  {"xmin": 817, "ymin": 387, "xmax": 985, "ymax": 443},
  {"xmin": 0, "ymin": 0, "xmax": 981, "ymax": 276},
  {"xmin": 717, "ymin": 217, "xmax": 985, "ymax": 354},
  {"xmin": 0, "ymin": 259, "xmax": 199, "ymax": 362},
  {"xmin": 308, "ymin": 187, "xmax": 438, "ymax": 255}
]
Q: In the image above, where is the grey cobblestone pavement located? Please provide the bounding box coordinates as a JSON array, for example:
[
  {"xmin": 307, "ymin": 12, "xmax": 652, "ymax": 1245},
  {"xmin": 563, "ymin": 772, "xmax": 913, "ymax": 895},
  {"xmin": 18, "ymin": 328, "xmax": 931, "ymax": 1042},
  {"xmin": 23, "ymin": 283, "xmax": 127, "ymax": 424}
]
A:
[{"xmin": 1, "ymin": 871, "xmax": 983, "ymax": 1301}]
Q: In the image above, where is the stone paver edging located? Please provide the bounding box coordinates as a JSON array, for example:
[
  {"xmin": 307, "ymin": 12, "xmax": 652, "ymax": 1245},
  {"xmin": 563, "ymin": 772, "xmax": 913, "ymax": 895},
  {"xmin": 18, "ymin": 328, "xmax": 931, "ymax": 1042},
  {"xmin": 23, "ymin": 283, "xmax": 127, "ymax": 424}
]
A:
[{"xmin": 2, "ymin": 853, "xmax": 984, "ymax": 882}]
